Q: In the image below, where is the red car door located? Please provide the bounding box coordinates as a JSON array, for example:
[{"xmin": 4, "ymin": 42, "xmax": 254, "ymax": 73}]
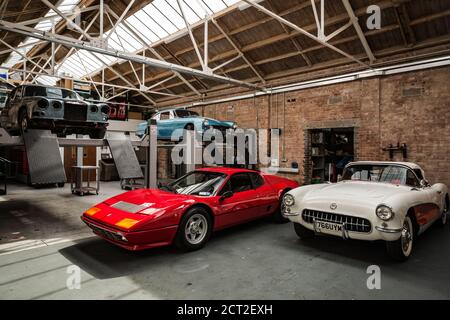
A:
[
  {"xmin": 216, "ymin": 173, "xmax": 260, "ymax": 228},
  {"xmin": 248, "ymin": 172, "xmax": 279, "ymax": 217}
]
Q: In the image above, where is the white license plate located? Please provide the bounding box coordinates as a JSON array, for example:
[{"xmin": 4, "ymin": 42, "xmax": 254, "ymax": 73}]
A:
[{"xmin": 314, "ymin": 220, "xmax": 343, "ymax": 236}]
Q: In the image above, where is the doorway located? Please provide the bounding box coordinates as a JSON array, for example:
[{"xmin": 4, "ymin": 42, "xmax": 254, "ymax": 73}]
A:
[{"xmin": 308, "ymin": 127, "xmax": 354, "ymax": 183}]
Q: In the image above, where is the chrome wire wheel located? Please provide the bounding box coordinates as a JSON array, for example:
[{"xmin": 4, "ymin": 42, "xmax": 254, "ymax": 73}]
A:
[
  {"xmin": 184, "ymin": 213, "xmax": 208, "ymax": 245},
  {"xmin": 401, "ymin": 216, "xmax": 413, "ymax": 257}
]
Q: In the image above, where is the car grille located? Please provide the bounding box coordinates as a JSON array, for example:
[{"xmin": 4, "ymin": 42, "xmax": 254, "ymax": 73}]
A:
[
  {"xmin": 64, "ymin": 103, "xmax": 87, "ymax": 121},
  {"xmin": 302, "ymin": 209, "xmax": 372, "ymax": 233},
  {"xmin": 86, "ymin": 222, "xmax": 125, "ymax": 242}
]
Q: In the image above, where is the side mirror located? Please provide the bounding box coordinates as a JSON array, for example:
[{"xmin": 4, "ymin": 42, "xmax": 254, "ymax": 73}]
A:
[
  {"xmin": 220, "ymin": 191, "xmax": 233, "ymax": 201},
  {"xmin": 420, "ymin": 179, "xmax": 429, "ymax": 188}
]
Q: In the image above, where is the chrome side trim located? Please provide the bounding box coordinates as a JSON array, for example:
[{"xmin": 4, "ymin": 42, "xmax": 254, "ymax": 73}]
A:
[{"xmin": 375, "ymin": 226, "xmax": 402, "ymax": 234}]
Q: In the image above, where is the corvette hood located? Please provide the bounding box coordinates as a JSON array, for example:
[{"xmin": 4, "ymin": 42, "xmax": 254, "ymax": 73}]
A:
[{"xmin": 302, "ymin": 181, "xmax": 411, "ymax": 206}]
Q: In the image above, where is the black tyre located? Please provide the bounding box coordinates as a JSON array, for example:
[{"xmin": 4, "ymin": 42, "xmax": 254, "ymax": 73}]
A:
[
  {"xmin": 273, "ymin": 190, "xmax": 290, "ymax": 223},
  {"xmin": 89, "ymin": 128, "xmax": 106, "ymax": 139},
  {"xmin": 185, "ymin": 123, "xmax": 194, "ymax": 131},
  {"xmin": 57, "ymin": 182, "xmax": 65, "ymax": 188},
  {"xmin": 437, "ymin": 195, "xmax": 448, "ymax": 227},
  {"xmin": 386, "ymin": 215, "xmax": 414, "ymax": 262},
  {"xmin": 293, "ymin": 222, "xmax": 314, "ymax": 239},
  {"xmin": 18, "ymin": 108, "xmax": 29, "ymax": 133},
  {"xmin": 175, "ymin": 207, "xmax": 212, "ymax": 251}
]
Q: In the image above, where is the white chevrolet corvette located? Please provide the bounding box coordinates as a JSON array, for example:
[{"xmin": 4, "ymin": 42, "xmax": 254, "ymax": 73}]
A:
[{"xmin": 282, "ymin": 161, "xmax": 449, "ymax": 261}]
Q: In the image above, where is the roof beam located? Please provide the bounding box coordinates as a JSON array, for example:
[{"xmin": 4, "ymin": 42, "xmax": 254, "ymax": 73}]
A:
[
  {"xmin": 104, "ymin": 0, "xmax": 135, "ymax": 42},
  {"xmin": 99, "ymin": 0, "xmax": 393, "ymax": 86},
  {"xmin": 106, "ymin": 6, "xmax": 202, "ymax": 96},
  {"xmin": 16, "ymin": 5, "xmax": 100, "ymax": 26},
  {"xmin": 211, "ymin": 18, "xmax": 266, "ymax": 83},
  {"xmin": 40, "ymin": 0, "xmax": 93, "ymax": 41},
  {"xmin": 0, "ymin": 21, "xmax": 263, "ymax": 91},
  {"xmin": 176, "ymin": 0, "xmax": 206, "ymax": 71},
  {"xmin": 341, "ymin": 0, "xmax": 376, "ymax": 63},
  {"xmin": 240, "ymin": 0, "xmax": 369, "ymax": 68},
  {"xmin": 137, "ymin": 24, "xmax": 398, "ymax": 94},
  {"xmin": 265, "ymin": 0, "xmax": 312, "ymax": 67},
  {"xmin": 90, "ymin": 53, "xmax": 156, "ymax": 105}
]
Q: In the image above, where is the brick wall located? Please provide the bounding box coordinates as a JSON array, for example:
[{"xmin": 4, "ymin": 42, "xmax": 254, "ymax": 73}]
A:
[{"xmin": 177, "ymin": 66, "xmax": 450, "ymax": 187}]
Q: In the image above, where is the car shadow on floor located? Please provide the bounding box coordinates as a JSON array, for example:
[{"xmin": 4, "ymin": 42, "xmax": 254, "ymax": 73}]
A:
[
  {"xmin": 58, "ymin": 216, "xmax": 275, "ymax": 280},
  {"xmin": 58, "ymin": 217, "xmax": 450, "ymax": 298},
  {"xmin": 284, "ymin": 222, "xmax": 450, "ymax": 265}
]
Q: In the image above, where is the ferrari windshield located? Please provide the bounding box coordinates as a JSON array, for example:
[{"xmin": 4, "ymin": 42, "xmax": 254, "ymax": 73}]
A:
[
  {"xmin": 342, "ymin": 164, "xmax": 412, "ymax": 185},
  {"xmin": 169, "ymin": 171, "xmax": 226, "ymax": 196}
]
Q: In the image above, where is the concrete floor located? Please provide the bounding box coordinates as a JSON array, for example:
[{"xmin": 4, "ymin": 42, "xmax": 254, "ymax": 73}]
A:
[{"xmin": 1, "ymin": 182, "xmax": 450, "ymax": 299}]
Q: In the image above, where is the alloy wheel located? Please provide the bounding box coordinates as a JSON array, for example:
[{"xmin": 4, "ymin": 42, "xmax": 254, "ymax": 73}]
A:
[{"xmin": 184, "ymin": 213, "xmax": 208, "ymax": 245}]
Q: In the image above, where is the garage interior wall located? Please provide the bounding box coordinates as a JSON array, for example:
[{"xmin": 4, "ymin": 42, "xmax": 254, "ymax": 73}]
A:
[{"xmin": 157, "ymin": 65, "xmax": 450, "ymax": 187}]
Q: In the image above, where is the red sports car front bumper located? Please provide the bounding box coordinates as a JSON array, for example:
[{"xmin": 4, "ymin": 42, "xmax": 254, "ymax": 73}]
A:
[{"xmin": 81, "ymin": 215, "xmax": 178, "ymax": 251}]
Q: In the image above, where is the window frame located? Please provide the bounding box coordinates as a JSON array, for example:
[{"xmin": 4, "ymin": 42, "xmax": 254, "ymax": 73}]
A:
[
  {"xmin": 405, "ymin": 169, "xmax": 421, "ymax": 188},
  {"xmin": 159, "ymin": 111, "xmax": 171, "ymax": 120},
  {"xmin": 219, "ymin": 172, "xmax": 254, "ymax": 195},
  {"xmin": 248, "ymin": 172, "xmax": 265, "ymax": 189}
]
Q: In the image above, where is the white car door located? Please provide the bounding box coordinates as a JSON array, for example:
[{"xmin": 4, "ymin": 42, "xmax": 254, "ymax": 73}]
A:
[{"xmin": 406, "ymin": 170, "xmax": 441, "ymax": 226}]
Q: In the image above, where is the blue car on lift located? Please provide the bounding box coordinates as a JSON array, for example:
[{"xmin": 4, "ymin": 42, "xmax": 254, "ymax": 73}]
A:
[{"xmin": 136, "ymin": 108, "xmax": 237, "ymax": 140}]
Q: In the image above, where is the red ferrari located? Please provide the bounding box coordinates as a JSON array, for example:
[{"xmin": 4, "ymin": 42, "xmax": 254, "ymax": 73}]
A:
[{"xmin": 81, "ymin": 167, "xmax": 299, "ymax": 251}]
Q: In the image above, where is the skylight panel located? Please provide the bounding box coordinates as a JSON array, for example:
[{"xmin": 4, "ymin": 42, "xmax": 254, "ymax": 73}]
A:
[
  {"xmin": 186, "ymin": 0, "xmax": 209, "ymax": 18},
  {"xmin": 77, "ymin": 51, "xmax": 99, "ymax": 70},
  {"xmin": 14, "ymin": 0, "xmax": 245, "ymax": 83},
  {"xmin": 126, "ymin": 16, "xmax": 160, "ymax": 43},
  {"xmin": 64, "ymin": 58, "xmax": 86, "ymax": 76},
  {"xmin": 134, "ymin": 9, "xmax": 168, "ymax": 39},
  {"xmin": 223, "ymin": 0, "xmax": 241, "ymax": 7},
  {"xmin": 166, "ymin": 0, "xmax": 200, "ymax": 25},
  {"xmin": 144, "ymin": 4, "xmax": 178, "ymax": 35},
  {"xmin": 116, "ymin": 25, "xmax": 142, "ymax": 50},
  {"xmin": 36, "ymin": 75, "xmax": 56, "ymax": 86},
  {"xmin": 154, "ymin": 0, "xmax": 185, "ymax": 29},
  {"xmin": 199, "ymin": 0, "xmax": 225, "ymax": 14}
]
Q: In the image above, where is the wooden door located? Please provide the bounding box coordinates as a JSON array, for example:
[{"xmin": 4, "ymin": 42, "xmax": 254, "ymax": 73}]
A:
[{"xmin": 64, "ymin": 146, "xmax": 96, "ymax": 181}]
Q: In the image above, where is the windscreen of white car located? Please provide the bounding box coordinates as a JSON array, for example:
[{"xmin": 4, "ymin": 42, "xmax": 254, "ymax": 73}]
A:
[
  {"xmin": 342, "ymin": 165, "xmax": 411, "ymax": 186},
  {"xmin": 167, "ymin": 171, "xmax": 227, "ymax": 196}
]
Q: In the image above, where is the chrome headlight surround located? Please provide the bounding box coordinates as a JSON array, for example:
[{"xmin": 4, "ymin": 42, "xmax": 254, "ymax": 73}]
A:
[
  {"xmin": 283, "ymin": 194, "xmax": 295, "ymax": 207},
  {"xmin": 203, "ymin": 119, "xmax": 209, "ymax": 127},
  {"xmin": 232, "ymin": 123, "xmax": 238, "ymax": 130},
  {"xmin": 376, "ymin": 204, "xmax": 394, "ymax": 221}
]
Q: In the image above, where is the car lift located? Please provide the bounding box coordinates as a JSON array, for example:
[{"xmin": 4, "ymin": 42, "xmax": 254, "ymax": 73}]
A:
[{"xmin": 0, "ymin": 121, "xmax": 158, "ymax": 190}]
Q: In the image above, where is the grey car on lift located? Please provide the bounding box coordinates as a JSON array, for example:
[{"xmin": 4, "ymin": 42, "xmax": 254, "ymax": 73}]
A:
[{"xmin": 0, "ymin": 84, "xmax": 109, "ymax": 139}]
